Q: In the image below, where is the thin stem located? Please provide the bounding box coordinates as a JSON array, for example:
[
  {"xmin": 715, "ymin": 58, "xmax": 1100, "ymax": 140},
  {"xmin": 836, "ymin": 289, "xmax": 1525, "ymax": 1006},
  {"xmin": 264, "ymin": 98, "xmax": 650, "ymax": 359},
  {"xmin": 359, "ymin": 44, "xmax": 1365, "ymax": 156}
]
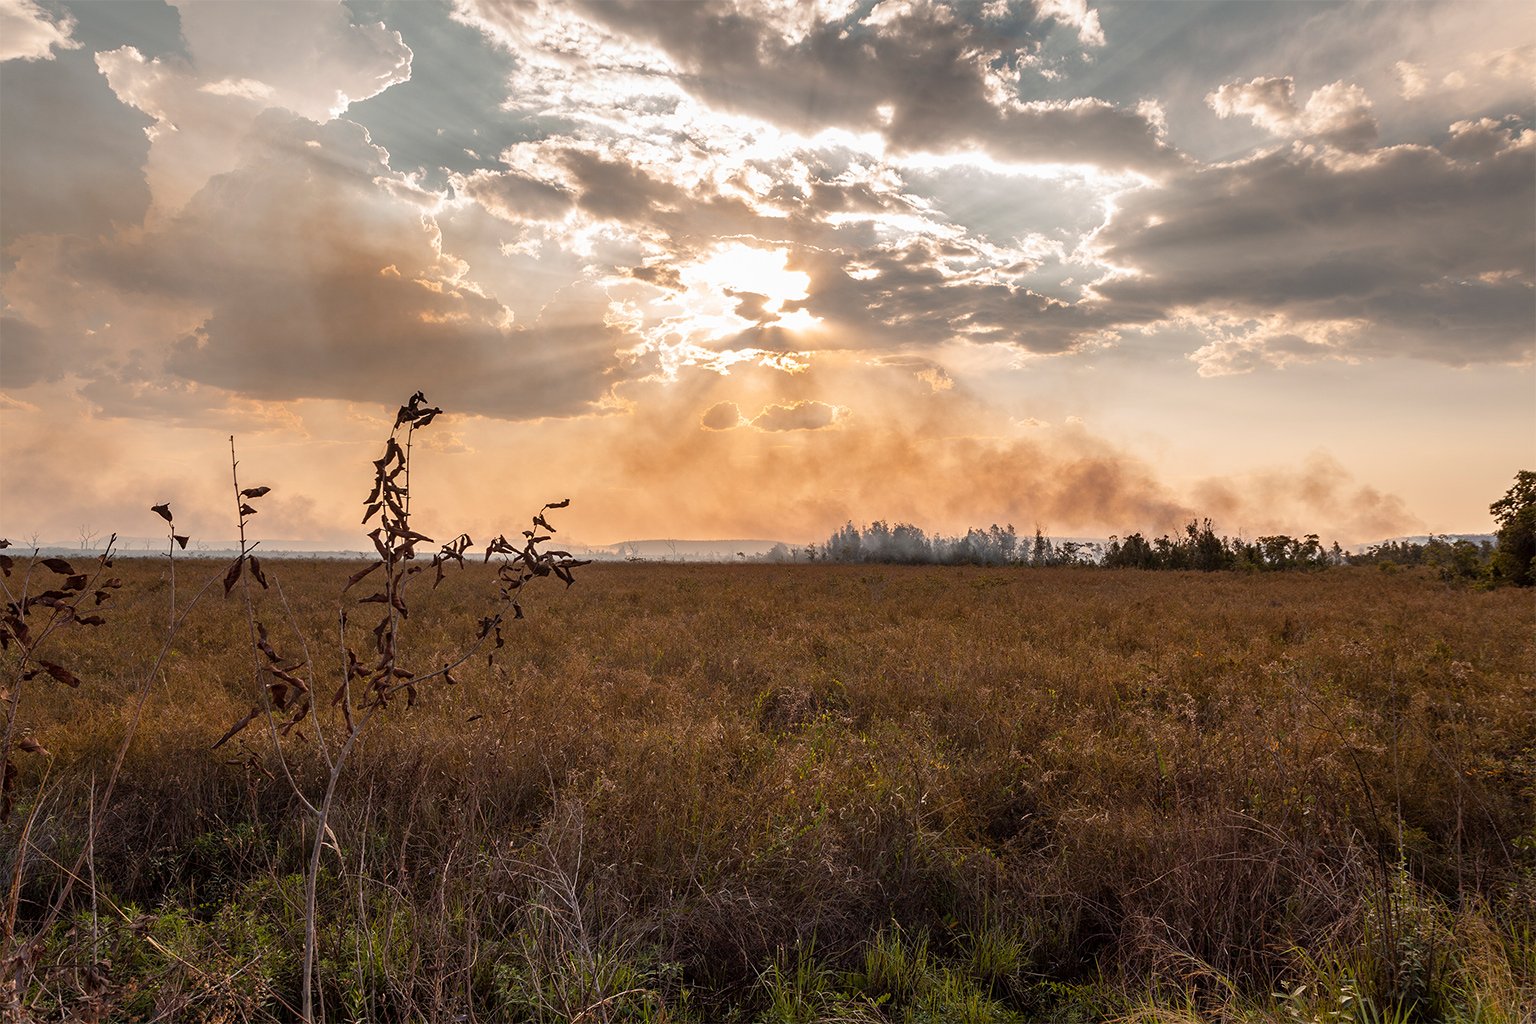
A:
[
  {"xmin": 230, "ymin": 436, "xmax": 249, "ymax": 559},
  {"xmin": 272, "ymin": 574, "xmax": 332, "ymax": 772}
]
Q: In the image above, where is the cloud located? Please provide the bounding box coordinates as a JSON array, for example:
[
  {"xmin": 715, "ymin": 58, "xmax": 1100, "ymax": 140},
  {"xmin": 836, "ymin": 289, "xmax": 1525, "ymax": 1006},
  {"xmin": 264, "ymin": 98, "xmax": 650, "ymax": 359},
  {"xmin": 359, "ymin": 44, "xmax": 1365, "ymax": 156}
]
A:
[
  {"xmin": 700, "ymin": 401, "xmax": 744, "ymax": 430},
  {"xmin": 1393, "ymin": 60, "xmax": 1429, "ymax": 101},
  {"xmin": 1392, "ymin": 43, "xmax": 1535, "ymax": 104},
  {"xmin": 454, "ymin": 0, "xmax": 1175, "ymax": 172},
  {"xmin": 0, "ymin": 37, "xmax": 153, "ymax": 247},
  {"xmin": 167, "ymin": 0, "xmax": 411, "ymax": 120},
  {"xmin": 1182, "ymin": 314, "xmax": 1364, "ymax": 377},
  {"xmin": 1095, "ymin": 125, "xmax": 1536, "ymax": 369},
  {"xmin": 1208, "ymin": 76, "xmax": 1377, "ymax": 152},
  {"xmin": 95, "ymin": 0, "xmax": 412, "ymax": 215},
  {"xmin": 1036, "ymin": 0, "xmax": 1105, "ymax": 47},
  {"xmin": 752, "ymin": 400, "xmax": 841, "ymax": 431},
  {"xmin": 0, "ymin": 0, "xmax": 79, "ymax": 62},
  {"xmin": 462, "ymin": 168, "xmax": 576, "ymax": 222},
  {"xmin": 0, "ymin": 314, "xmax": 70, "ymax": 388},
  {"xmin": 77, "ymin": 374, "xmax": 302, "ymax": 433},
  {"xmin": 7, "ymin": 112, "xmax": 626, "ymax": 421},
  {"xmin": 458, "ymin": 134, "xmax": 1127, "ymax": 366}
]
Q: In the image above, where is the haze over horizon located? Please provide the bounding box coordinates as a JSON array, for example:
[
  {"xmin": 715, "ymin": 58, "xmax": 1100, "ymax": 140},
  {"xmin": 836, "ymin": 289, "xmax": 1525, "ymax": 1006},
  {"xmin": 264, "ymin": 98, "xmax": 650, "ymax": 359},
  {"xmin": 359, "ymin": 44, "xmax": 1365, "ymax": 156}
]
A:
[{"xmin": 2, "ymin": 0, "xmax": 1532, "ymax": 549}]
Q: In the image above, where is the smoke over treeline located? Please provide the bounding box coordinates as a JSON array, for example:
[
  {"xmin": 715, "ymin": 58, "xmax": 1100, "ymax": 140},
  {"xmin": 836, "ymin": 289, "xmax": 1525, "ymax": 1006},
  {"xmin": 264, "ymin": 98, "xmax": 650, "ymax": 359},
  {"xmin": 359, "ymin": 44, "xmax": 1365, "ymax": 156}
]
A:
[{"xmin": 775, "ymin": 517, "xmax": 1497, "ymax": 576}]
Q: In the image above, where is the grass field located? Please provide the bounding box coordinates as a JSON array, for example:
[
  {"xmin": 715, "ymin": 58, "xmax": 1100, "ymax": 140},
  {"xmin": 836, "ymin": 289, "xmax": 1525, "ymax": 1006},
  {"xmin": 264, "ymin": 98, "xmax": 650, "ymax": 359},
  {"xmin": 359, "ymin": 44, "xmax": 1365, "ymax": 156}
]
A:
[{"xmin": 3, "ymin": 559, "xmax": 1534, "ymax": 1022}]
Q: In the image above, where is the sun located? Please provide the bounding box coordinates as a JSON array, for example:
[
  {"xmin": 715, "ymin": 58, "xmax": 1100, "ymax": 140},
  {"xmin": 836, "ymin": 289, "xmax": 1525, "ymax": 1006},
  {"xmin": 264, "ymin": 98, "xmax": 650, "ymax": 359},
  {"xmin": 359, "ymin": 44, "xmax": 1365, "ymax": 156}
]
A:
[{"xmin": 681, "ymin": 244, "xmax": 812, "ymax": 318}]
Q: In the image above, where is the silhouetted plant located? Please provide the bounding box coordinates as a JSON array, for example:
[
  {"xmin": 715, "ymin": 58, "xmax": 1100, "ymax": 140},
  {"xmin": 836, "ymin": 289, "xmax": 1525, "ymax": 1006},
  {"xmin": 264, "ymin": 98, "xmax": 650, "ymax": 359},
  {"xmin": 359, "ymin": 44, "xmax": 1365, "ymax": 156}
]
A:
[{"xmin": 208, "ymin": 391, "xmax": 587, "ymax": 1021}]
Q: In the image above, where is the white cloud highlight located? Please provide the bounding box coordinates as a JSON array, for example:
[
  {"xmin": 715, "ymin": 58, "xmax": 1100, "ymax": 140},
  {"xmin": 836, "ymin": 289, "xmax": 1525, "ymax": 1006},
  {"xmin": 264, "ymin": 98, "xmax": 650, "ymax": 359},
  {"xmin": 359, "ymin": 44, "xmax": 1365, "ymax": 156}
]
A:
[{"xmin": 0, "ymin": 0, "xmax": 78, "ymax": 62}]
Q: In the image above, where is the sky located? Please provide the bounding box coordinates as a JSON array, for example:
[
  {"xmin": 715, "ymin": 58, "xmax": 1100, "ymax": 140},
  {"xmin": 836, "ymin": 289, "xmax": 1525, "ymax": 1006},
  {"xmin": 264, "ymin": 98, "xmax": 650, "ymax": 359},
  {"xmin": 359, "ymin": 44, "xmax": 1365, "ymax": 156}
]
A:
[{"xmin": 0, "ymin": 0, "xmax": 1532, "ymax": 550}]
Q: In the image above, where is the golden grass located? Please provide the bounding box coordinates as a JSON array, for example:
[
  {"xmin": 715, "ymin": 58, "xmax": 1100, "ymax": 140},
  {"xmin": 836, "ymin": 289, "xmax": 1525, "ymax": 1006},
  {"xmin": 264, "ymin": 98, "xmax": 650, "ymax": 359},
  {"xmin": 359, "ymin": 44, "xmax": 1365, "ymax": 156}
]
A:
[{"xmin": 5, "ymin": 560, "xmax": 1534, "ymax": 1020}]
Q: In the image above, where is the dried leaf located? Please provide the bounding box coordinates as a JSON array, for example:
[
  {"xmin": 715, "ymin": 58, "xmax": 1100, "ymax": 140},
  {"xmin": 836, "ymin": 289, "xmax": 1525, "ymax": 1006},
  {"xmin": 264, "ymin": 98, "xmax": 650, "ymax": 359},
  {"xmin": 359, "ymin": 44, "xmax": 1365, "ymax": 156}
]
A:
[
  {"xmin": 256, "ymin": 621, "xmax": 282, "ymax": 664},
  {"xmin": 40, "ymin": 558, "xmax": 74, "ymax": 575},
  {"xmin": 239, "ymin": 503, "xmax": 259, "ymax": 517},
  {"xmin": 544, "ymin": 498, "xmax": 571, "ymax": 510},
  {"xmin": 151, "ymin": 503, "xmax": 173, "ymax": 524},
  {"xmin": 240, "ymin": 486, "xmax": 271, "ymax": 499},
  {"xmin": 17, "ymin": 737, "xmax": 49, "ymax": 757},
  {"xmin": 39, "ymin": 660, "xmax": 81, "ymax": 687},
  {"xmin": 211, "ymin": 706, "xmax": 261, "ymax": 750},
  {"xmin": 342, "ymin": 560, "xmax": 383, "ymax": 594},
  {"xmin": 224, "ymin": 556, "xmax": 244, "ymax": 596},
  {"xmin": 173, "ymin": 535, "xmax": 190, "ymax": 550},
  {"xmin": 249, "ymin": 555, "xmax": 269, "ymax": 590}
]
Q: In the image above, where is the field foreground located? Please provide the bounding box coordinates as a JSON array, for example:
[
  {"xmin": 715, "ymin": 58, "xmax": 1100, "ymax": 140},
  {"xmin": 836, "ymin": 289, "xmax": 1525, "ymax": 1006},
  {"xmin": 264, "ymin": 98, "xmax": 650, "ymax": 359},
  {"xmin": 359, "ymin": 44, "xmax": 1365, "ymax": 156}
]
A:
[{"xmin": 5, "ymin": 561, "xmax": 1534, "ymax": 1022}]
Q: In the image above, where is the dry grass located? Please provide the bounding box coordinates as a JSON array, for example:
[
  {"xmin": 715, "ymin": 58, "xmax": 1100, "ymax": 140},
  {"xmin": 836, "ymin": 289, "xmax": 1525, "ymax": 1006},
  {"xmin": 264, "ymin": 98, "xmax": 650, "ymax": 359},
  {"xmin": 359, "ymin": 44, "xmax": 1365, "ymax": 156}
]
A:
[{"xmin": 4, "ymin": 560, "xmax": 1534, "ymax": 1021}]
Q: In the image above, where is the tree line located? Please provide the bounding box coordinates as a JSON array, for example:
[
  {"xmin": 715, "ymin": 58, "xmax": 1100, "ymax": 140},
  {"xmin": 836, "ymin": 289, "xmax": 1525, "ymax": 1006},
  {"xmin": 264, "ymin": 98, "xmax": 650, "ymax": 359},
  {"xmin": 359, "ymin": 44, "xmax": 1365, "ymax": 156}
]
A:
[{"xmin": 767, "ymin": 471, "xmax": 1534, "ymax": 586}]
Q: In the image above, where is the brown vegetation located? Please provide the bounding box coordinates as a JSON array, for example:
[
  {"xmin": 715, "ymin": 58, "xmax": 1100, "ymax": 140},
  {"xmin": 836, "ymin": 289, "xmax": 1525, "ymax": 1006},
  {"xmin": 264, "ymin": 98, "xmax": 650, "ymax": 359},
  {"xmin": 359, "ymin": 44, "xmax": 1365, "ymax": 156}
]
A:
[{"xmin": 3, "ymin": 559, "xmax": 1533, "ymax": 1021}]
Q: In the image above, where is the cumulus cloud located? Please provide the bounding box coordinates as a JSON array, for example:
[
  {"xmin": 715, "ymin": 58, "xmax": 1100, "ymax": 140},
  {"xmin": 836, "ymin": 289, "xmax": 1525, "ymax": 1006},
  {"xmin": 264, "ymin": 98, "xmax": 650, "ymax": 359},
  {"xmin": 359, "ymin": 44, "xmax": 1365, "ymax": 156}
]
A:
[
  {"xmin": 168, "ymin": 0, "xmax": 411, "ymax": 121},
  {"xmin": 1208, "ymin": 76, "xmax": 1378, "ymax": 151},
  {"xmin": 1036, "ymin": 0, "xmax": 1105, "ymax": 47},
  {"xmin": 0, "ymin": 13, "xmax": 153, "ymax": 248},
  {"xmin": 700, "ymin": 400, "xmax": 744, "ymax": 430},
  {"xmin": 462, "ymin": 134, "xmax": 1134, "ymax": 366},
  {"xmin": 1391, "ymin": 43, "xmax": 1535, "ymax": 103},
  {"xmin": 1095, "ymin": 126, "xmax": 1535, "ymax": 368},
  {"xmin": 1393, "ymin": 60, "xmax": 1429, "ymax": 100},
  {"xmin": 1181, "ymin": 314, "xmax": 1364, "ymax": 377},
  {"xmin": 4, "ymin": 112, "xmax": 626, "ymax": 421},
  {"xmin": 454, "ymin": 0, "xmax": 1174, "ymax": 172},
  {"xmin": 752, "ymin": 400, "xmax": 841, "ymax": 431},
  {"xmin": 95, "ymin": 0, "xmax": 411, "ymax": 215},
  {"xmin": 0, "ymin": 0, "xmax": 79, "ymax": 62},
  {"xmin": 0, "ymin": 0, "xmax": 626, "ymax": 424}
]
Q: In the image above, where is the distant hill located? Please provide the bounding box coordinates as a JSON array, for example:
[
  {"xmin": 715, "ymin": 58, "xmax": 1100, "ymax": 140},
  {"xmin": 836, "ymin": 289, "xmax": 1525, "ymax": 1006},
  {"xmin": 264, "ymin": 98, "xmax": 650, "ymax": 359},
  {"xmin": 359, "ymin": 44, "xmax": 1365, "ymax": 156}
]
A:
[
  {"xmin": 1370, "ymin": 534, "xmax": 1496, "ymax": 547},
  {"xmin": 580, "ymin": 538, "xmax": 789, "ymax": 561}
]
